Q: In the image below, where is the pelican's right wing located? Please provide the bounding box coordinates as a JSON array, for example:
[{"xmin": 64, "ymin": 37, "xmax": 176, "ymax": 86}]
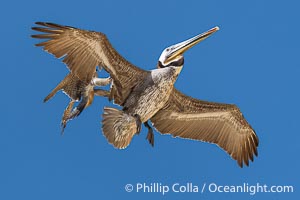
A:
[
  {"xmin": 151, "ymin": 88, "xmax": 259, "ymax": 167},
  {"xmin": 32, "ymin": 22, "xmax": 149, "ymax": 105}
]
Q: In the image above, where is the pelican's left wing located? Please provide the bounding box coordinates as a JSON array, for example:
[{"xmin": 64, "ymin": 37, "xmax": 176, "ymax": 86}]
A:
[
  {"xmin": 151, "ymin": 88, "xmax": 259, "ymax": 167},
  {"xmin": 32, "ymin": 22, "xmax": 149, "ymax": 105}
]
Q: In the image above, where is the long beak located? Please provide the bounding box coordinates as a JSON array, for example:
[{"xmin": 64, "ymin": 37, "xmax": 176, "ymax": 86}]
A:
[{"xmin": 166, "ymin": 26, "xmax": 219, "ymax": 63}]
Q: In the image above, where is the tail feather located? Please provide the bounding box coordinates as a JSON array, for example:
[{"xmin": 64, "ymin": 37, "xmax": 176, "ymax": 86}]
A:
[
  {"xmin": 102, "ymin": 107, "xmax": 138, "ymax": 149},
  {"xmin": 44, "ymin": 78, "xmax": 68, "ymax": 102},
  {"xmin": 44, "ymin": 85, "xmax": 61, "ymax": 102}
]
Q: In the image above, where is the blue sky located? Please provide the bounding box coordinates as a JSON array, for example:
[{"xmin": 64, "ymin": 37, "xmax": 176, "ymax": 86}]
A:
[{"xmin": 1, "ymin": 0, "xmax": 299, "ymax": 199}]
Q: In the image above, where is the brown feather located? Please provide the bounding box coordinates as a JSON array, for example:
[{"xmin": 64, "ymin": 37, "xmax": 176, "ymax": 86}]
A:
[
  {"xmin": 151, "ymin": 88, "xmax": 259, "ymax": 167},
  {"xmin": 35, "ymin": 22, "xmax": 69, "ymax": 29},
  {"xmin": 102, "ymin": 107, "xmax": 138, "ymax": 149},
  {"xmin": 32, "ymin": 22, "xmax": 148, "ymax": 98},
  {"xmin": 31, "ymin": 27, "xmax": 63, "ymax": 34},
  {"xmin": 31, "ymin": 34, "xmax": 60, "ymax": 39}
]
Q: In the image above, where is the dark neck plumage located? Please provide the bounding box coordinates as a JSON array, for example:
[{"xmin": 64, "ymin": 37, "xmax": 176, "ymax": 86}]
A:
[{"xmin": 157, "ymin": 57, "xmax": 184, "ymax": 68}]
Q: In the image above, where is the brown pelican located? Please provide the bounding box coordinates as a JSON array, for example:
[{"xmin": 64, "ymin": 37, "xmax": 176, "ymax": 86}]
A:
[
  {"xmin": 43, "ymin": 71, "xmax": 111, "ymax": 132},
  {"xmin": 32, "ymin": 22, "xmax": 259, "ymax": 167}
]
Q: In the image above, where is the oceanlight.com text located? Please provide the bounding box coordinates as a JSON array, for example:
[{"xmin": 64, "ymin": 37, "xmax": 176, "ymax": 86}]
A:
[
  {"xmin": 124, "ymin": 182, "xmax": 294, "ymax": 195},
  {"xmin": 207, "ymin": 182, "xmax": 293, "ymax": 195}
]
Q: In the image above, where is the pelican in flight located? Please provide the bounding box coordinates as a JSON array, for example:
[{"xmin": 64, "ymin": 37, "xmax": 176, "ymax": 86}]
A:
[{"xmin": 32, "ymin": 22, "xmax": 259, "ymax": 167}]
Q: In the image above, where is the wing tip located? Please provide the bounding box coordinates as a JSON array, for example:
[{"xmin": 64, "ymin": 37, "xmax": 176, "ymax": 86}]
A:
[
  {"xmin": 238, "ymin": 161, "xmax": 243, "ymax": 168},
  {"xmin": 35, "ymin": 21, "xmax": 45, "ymax": 26},
  {"xmin": 31, "ymin": 34, "xmax": 43, "ymax": 39},
  {"xmin": 34, "ymin": 21, "xmax": 68, "ymax": 29}
]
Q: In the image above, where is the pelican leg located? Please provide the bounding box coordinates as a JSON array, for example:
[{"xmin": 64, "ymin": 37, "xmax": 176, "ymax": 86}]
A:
[
  {"xmin": 92, "ymin": 77, "xmax": 112, "ymax": 86},
  {"xmin": 144, "ymin": 121, "xmax": 154, "ymax": 147},
  {"xmin": 133, "ymin": 114, "xmax": 142, "ymax": 135}
]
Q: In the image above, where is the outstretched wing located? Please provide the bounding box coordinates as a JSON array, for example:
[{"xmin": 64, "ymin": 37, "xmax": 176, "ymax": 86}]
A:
[
  {"xmin": 32, "ymin": 22, "xmax": 149, "ymax": 105},
  {"xmin": 151, "ymin": 88, "xmax": 259, "ymax": 167}
]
